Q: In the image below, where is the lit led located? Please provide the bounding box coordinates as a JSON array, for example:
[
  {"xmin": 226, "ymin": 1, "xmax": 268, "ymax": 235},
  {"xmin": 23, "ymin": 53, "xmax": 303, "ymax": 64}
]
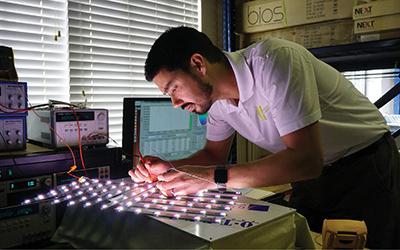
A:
[
  {"xmin": 23, "ymin": 199, "xmax": 31, "ymax": 204},
  {"xmin": 53, "ymin": 199, "xmax": 60, "ymax": 204},
  {"xmin": 215, "ymin": 218, "xmax": 222, "ymax": 224},
  {"xmin": 211, "ymin": 199, "xmax": 216, "ymax": 204},
  {"xmin": 37, "ymin": 194, "xmax": 45, "ymax": 200},
  {"xmin": 215, "ymin": 195, "xmax": 221, "ymax": 199},
  {"xmin": 144, "ymin": 204, "xmax": 150, "ymax": 209},
  {"xmin": 84, "ymin": 202, "xmax": 92, "ymax": 207},
  {"xmin": 67, "ymin": 201, "xmax": 76, "ymax": 206},
  {"xmin": 174, "ymin": 214, "xmax": 180, "ymax": 219},
  {"xmin": 188, "ymin": 203, "xmax": 193, "ymax": 207},
  {"xmin": 220, "ymin": 212, "xmax": 227, "ymax": 217},
  {"xmin": 162, "ymin": 206, "xmax": 168, "ymax": 211},
  {"xmin": 50, "ymin": 190, "xmax": 58, "ymax": 196},
  {"xmin": 116, "ymin": 206, "xmax": 124, "ymax": 212},
  {"xmin": 224, "ymin": 206, "xmax": 231, "ymax": 211},
  {"xmin": 101, "ymin": 204, "xmax": 109, "ymax": 210},
  {"xmin": 206, "ymin": 204, "xmax": 212, "ymax": 209},
  {"xmin": 233, "ymin": 196, "xmax": 238, "ymax": 200},
  {"xmin": 135, "ymin": 197, "xmax": 141, "ymax": 202},
  {"xmin": 152, "ymin": 199, "xmax": 158, "ymax": 204},
  {"xmin": 134, "ymin": 208, "xmax": 141, "ymax": 214},
  {"xmin": 66, "ymin": 195, "xmax": 72, "ymax": 200},
  {"xmin": 143, "ymin": 193, "xmax": 149, "ymax": 198},
  {"xmin": 194, "ymin": 216, "xmax": 201, "ymax": 222},
  {"xmin": 77, "ymin": 191, "xmax": 83, "ymax": 196},
  {"xmin": 181, "ymin": 208, "xmax": 187, "ymax": 213},
  {"xmin": 229, "ymin": 201, "xmax": 235, "ymax": 205},
  {"xmin": 96, "ymin": 198, "xmax": 103, "ymax": 203},
  {"xmin": 200, "ymin": 210, "xmax": 206, "ymax": 215},
  {"xmin": 154, "ymin": 211, "xmax": 160, "ymax": 216},
  {"xmin": 169, "ymin": 201, "xmax": 175, "ymax": 205}
]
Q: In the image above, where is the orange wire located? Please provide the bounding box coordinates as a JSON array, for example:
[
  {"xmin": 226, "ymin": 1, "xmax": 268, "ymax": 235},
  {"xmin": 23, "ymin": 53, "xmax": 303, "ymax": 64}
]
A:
[{"xmin": 71, "ymin": 108, "xmax": 89, "ymax": 177}]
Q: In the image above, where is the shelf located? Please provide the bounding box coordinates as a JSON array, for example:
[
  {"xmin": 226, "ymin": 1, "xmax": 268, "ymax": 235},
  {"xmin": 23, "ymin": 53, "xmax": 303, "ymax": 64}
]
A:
[{"xmin": 309, "ymin": 38, "xmax": 400, "ymax": 72}]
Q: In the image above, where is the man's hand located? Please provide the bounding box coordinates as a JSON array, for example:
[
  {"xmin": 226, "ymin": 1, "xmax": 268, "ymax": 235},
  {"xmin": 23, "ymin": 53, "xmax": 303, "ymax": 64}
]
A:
[
  {"xmin": 156, "ymin": 165, "xmax": 217, "ymax": 196},
  {"xmin": 128, "ymin": 156, "xmax": 171, "ymax": 183}
]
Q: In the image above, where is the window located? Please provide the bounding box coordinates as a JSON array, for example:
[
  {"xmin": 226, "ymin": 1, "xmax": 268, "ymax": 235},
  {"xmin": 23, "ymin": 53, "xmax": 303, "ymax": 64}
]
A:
[{"xmin": 0, "ymin": 0, "xmax": 200, "ymax": 146}]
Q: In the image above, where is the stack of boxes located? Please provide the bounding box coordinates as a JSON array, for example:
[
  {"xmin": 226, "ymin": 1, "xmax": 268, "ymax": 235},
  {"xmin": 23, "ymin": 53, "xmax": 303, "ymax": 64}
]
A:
[
  {"xmin": 236, "ymin": 0, "xmax": 400, "ymax": 49},
  {"xmin": 353, "ymin": 0, "xmax": 400, "ymax": 42}
]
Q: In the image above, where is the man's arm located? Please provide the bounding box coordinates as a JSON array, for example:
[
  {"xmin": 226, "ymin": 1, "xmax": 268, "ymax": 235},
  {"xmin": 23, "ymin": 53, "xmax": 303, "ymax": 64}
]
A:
[
  {"xmin": 226, "ymin": 121, "xmax": 324, "ymax": 188},
  {"xmin": 156, "ymin": 121, "xmax": 324, "ymax": 194}
]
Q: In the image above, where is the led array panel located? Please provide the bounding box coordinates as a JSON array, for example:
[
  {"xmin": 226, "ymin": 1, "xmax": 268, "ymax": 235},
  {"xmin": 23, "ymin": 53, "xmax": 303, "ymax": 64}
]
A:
[{"xmin": 23, "ymin": 178, "xmax": 241, "ymax": 225}]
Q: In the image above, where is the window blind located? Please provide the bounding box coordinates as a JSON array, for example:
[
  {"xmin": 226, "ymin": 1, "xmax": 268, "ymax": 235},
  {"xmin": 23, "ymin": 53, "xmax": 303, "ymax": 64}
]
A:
[
  {"xmin": 68, "ymin": 0, "xmax": 200, "ymax": 145},
  {"xmin": 0, "ymin": 0, "xmax": 69, "ymax": 105},
  {"xmin": 1, "ymin": 0, "xmax": 200, "ymax": 146}
]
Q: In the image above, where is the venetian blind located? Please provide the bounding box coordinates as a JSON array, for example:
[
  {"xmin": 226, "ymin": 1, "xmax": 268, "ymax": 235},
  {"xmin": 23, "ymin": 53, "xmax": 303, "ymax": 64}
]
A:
[
  {"xmin": 68, "ymin": 0, "xmax": 200, "ymax": 145},
  {"xmin": 0, "ymin": 0, "xmax": 69, "ymax": 105}
]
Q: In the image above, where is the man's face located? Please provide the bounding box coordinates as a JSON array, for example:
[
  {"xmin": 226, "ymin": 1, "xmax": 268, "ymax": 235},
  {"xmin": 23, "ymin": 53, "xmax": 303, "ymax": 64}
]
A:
[{"xmin": 153, "ymin": 68, "xmax": 213, "ymax": 115}]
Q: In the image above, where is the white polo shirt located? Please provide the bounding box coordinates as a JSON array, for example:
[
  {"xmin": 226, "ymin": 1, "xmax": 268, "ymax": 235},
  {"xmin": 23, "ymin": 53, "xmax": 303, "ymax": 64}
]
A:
[{"xmin": 206, "ymin": 39, "xmax": 389, "ymax": 164}]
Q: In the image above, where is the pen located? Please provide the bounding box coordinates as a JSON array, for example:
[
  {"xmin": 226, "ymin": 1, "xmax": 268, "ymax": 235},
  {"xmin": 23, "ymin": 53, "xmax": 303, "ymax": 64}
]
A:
[{"xmin": 138, "ymin": 150, "xmax": 152, "ymax": 182}]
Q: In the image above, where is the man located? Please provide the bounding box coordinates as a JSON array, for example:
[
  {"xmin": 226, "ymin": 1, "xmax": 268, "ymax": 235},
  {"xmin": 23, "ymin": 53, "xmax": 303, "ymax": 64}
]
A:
[{"xmin": 129, "ymin": 26, "xmax": 399, "ymax": 248}]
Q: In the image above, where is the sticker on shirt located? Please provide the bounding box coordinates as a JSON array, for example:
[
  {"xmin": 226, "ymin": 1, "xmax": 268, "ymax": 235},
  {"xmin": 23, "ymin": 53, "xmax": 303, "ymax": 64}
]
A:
[{"xmin": 257, "ymin": 105, "xmax": 270, "ymax": 120}]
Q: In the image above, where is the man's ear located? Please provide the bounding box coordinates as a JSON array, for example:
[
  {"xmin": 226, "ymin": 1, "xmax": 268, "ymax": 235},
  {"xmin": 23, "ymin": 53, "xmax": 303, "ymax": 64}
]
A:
[{"xmin": 190, "ymin": 53, "xmax": 206, "ymax": 76}]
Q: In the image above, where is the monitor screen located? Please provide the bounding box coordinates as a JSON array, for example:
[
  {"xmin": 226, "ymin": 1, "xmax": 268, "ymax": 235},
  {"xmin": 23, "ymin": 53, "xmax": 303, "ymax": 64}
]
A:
[{"xmin": 122, "ymin": 97, "xmax": 207, "ymax": 167}]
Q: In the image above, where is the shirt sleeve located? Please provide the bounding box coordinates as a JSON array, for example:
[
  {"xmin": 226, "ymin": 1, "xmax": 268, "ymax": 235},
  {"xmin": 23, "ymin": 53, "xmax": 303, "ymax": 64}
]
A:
[
  {"xmin": 263, "ymin": 46, "xmax": 322, "ymax": 136},
  {"xmin": 206, "ymin": 101, "xmax": 236, "ymax": 142}
]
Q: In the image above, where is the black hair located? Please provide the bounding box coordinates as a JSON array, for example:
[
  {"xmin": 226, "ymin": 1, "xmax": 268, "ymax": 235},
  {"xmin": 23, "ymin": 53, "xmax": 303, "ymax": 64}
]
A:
[{"xmin": 144, "ymin": 26, "xmax": 224, "ymax": 82}]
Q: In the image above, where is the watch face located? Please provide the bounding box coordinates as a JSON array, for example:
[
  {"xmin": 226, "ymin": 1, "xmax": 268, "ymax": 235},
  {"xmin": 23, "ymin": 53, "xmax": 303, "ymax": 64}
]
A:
[{"xmin": 214, "ymin": 166, "xmax": 228, "ymax": 184}]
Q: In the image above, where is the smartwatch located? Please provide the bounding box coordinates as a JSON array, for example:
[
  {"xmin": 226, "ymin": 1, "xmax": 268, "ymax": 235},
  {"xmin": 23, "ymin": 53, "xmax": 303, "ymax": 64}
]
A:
[{"xmin": 214, "ymin": 165, "xmax": 228, "ymax": 192}]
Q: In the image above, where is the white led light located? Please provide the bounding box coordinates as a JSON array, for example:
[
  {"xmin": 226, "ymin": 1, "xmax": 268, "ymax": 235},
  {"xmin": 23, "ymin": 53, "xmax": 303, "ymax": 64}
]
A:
[
  {"xmin": 67, "ymin": 201, "xmax": 76, "ymax": 206},
  {"xmin": 181, "ymin": 208, "xmax": 187, "ymax": 213},
  {"xmin": 194, "ymin": 216, "xmax": 201, "ymax": 222},
  {"xmin": 37, "ymin": 194, "xmax": 45, "ymax": 200},
  {"xmin": 174, "ymin": 214, "xmax": 180, "ymax": 219},
  {"xmin": 84, "ymin": 202, "xmax": 92, "ymax": 207},
  {"xmin": 215, "ymin": 218, "xmax": 222, "ymax": 224},
  {"xmin": 206, "ymin": 204, "xmax": 212, "ymax": 209},
  {"xmin": 200, "ymin": 210, "xmax": 206, "ymax": 215},
  {"xmin": 220, "ymin": 212, "xmax": 227, "ymax": 217},
  {"xmin": 135, "ymin": 208, "xmax": 141, "ymax": 214},
  {"xmin": 101, "ymin": 204, "xmax": 109, "ymax": 210},
  {"xmin": 144, "ymin": 204, "xmax": 150, "ymax": 209},
  {"xmin": 154, "ymin": 211, "xmax": 160, "ymax": 216}
]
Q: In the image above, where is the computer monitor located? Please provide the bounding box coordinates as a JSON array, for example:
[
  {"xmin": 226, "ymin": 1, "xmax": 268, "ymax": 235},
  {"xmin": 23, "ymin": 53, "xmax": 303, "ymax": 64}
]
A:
[{"xmin": 122, "ymin": 97, "xmax": 208, "ymax": 167}]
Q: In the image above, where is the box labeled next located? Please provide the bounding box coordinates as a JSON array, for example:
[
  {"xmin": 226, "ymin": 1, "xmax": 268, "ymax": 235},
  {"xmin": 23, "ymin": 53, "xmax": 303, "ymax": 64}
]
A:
[
  {"xmin": 353, "ymin": 0, "xmax": 400, "ymax": 20},
  {"xmin": 354, "ymin": 14, "xmax": 400, "ymax": 34}
]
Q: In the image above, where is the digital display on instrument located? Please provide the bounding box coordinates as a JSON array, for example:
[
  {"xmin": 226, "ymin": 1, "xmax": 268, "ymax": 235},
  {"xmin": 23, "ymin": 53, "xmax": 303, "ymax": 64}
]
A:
[
  {"xmin": 0, "ymin": 203, "xmax": 39, "ymax": 221},
  {"xmin": 55, "ymin": 111, "xmax": 95, "ymax": 122},
  {"xmin": 9, "ymin": 180, "xmax": 36, "ymax": 191}
]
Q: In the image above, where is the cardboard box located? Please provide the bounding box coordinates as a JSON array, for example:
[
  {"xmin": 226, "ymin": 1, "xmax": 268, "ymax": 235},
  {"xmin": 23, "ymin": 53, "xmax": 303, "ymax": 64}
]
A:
[
  {"xmin": 247, "ymin": 19, "xmax": 356, "ymax": 49},
  {"xmin": 354, "ymin": 14, "xmax": 400, "ymax": 34},
  {"xmin": 236, "ymin": 0, "xmax": 354, "ymax": 33},
  {"xmin": 353, "ymin": 0, "xmax": 400, "ymax": 20}
]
